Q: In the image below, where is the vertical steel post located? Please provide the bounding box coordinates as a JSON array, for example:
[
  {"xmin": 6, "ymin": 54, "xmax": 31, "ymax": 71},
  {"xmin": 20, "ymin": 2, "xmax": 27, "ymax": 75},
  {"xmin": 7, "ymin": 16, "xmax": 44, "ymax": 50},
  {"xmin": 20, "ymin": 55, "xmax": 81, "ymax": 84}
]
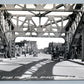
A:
[{"xmin": 82, "ymin": 27, "xmax": 84, "ymax": 61}]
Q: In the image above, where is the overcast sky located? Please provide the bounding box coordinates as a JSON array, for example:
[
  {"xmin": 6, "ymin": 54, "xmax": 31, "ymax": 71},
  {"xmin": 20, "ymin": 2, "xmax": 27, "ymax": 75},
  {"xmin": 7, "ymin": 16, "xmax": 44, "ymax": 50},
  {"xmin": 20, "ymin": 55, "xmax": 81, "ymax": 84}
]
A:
[{"xmin": 15, "ymin": 37, "xmax": 65, "ymax": 49}]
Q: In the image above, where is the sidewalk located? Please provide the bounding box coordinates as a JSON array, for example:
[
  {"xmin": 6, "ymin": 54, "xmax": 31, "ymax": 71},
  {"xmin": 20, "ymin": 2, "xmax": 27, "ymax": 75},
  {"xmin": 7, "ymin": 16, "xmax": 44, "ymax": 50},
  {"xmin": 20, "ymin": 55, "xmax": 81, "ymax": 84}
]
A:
[
  {"xmin": 0, "ymin": 54, "xmax": 33, "ymax": 62},
  {"xmin": 0, "ymin": 53, "xmax": 51, "ymax": 62},
  {"xmin": 53, "ymin": 60, "xmax": 84, "ymax": 80},
  {"xmin": 69, "ymin": 59, "xmax": 84, "ymax": 65}
]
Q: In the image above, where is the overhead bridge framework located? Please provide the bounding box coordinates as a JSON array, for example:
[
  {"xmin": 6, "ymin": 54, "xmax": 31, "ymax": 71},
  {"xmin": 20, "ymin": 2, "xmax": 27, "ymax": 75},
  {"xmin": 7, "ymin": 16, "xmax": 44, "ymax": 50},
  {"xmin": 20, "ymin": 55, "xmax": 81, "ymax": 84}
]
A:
[{"xmin": 0, "ymin": 4, "xmax": 84, "ymax": 60}]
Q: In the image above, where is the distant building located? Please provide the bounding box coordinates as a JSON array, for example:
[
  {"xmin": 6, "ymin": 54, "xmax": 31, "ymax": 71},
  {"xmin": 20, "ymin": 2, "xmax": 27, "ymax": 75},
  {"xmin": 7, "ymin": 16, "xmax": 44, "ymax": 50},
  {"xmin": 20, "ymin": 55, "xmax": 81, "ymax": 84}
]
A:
[
  {"xmin": 15, "ymin": 40, "xmax": 38, "ymax": 56},
  {"xmin": 48, "ymin": 42, "xmax": 65, "ymax": 55}
]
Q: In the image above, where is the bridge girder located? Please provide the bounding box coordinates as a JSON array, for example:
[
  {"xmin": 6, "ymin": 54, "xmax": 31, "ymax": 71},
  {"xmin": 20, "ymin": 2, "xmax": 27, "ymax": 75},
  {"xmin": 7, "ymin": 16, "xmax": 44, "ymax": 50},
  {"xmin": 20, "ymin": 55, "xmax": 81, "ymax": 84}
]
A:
[
  {"xmin": 0, "ymin": 4, "xmax": 75, "ymax": 38},
  {"xmin": 0, "ymin": 4, "xmax": 84, "ymax": 39},
  {"xmin": 0, "ymin": 4, "xmax": 84, "ymax": 58}
]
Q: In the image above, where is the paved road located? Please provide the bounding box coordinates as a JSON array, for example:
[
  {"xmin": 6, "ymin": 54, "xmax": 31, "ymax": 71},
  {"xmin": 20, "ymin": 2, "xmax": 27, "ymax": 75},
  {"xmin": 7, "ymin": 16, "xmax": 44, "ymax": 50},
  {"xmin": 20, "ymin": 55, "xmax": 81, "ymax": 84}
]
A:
[
  {"xmin": 0, "ymin": 59, "xmax": 57, "ymax": 80},
  {"xmin": 0, "ymin": 53, "xmax": 56, "ymax": 80},
  {"xmin": 31, "ymin": 61, "xmax": 57, "ymax": 80},
  {"xmin": 0, "ymin": 59, "xmax": 48, "ymax": 80},
  {"xmin": 0, "ymin": 53, "xmax": 84, "ymax": 80}
]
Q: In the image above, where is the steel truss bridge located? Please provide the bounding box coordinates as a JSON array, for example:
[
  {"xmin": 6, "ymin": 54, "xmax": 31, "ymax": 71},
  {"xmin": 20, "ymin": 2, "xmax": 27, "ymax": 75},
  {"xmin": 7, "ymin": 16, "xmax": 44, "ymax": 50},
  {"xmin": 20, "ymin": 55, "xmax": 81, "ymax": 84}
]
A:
[{"xmin": 0, "ymin": 4, "xmax": 84, "ymax": 60}]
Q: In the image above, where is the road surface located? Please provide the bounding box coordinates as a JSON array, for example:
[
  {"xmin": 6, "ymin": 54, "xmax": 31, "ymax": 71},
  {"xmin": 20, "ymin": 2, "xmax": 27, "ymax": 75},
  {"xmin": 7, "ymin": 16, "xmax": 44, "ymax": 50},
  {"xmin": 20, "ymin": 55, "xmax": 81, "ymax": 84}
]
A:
[{"xmin": 0, "ymin": 53, "xmax": 84, "ymax": 80}]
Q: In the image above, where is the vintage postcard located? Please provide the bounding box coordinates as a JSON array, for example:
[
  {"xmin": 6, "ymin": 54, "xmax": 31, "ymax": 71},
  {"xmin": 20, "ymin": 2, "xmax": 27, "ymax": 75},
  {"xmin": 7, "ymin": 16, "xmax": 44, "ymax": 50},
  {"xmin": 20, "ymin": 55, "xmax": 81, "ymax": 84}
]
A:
[{"xmin": 0, "ymin": 4, "xmax": 84, "ymax": 80}]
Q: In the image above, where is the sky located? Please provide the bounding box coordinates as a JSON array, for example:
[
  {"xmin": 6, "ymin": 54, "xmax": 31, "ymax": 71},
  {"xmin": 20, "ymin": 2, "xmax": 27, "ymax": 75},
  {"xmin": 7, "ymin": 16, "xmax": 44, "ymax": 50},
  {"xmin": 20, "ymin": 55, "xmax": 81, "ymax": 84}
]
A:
[{"xmin": 15, "ymin": 37, "xmax": 65, "ymax": 49}]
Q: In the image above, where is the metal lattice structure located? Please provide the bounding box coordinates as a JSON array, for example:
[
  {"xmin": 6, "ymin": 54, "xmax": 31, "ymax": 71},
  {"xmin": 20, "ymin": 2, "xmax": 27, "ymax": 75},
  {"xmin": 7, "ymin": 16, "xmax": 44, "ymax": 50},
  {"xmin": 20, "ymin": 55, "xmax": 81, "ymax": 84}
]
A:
[
  {"xmin": 0, "ymin": 4, "xmax": 84, "ymax": 58},
  {"xmin": 1, "ymin": 4, "xmax": 83, "ymax": 38}
]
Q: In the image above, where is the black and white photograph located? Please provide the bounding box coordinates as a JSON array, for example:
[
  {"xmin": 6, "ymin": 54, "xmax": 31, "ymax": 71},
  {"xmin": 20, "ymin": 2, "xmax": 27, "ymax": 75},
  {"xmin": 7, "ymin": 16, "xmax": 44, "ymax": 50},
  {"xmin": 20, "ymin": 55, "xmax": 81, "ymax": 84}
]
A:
[{"xmin": 0, "ymin": 4, "xmax": 84, "ymax": 80}]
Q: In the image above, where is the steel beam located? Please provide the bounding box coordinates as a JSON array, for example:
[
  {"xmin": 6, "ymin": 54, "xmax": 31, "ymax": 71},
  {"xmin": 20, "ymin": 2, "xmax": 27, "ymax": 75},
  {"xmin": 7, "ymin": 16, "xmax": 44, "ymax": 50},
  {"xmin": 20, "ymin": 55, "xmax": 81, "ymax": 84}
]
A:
[{"xmin": 0, "ymin": 8, "xmax": 83, "ymax": 12}]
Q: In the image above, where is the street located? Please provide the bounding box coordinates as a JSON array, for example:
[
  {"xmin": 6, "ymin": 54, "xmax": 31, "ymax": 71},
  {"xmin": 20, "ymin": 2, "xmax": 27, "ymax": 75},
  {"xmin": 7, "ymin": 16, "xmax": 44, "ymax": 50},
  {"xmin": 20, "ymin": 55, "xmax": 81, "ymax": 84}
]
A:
[{"xmin": 0, "ymin": 53, "xmax": 84, "ymax": 80}]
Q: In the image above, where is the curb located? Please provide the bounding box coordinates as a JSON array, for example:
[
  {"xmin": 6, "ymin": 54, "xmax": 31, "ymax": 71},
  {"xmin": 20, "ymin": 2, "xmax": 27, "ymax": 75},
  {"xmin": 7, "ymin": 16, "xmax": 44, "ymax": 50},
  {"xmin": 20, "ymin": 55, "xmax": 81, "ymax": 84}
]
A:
[{"xmin": 68, "ymin": 60, "xmax": 84, "ymax": 65}]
